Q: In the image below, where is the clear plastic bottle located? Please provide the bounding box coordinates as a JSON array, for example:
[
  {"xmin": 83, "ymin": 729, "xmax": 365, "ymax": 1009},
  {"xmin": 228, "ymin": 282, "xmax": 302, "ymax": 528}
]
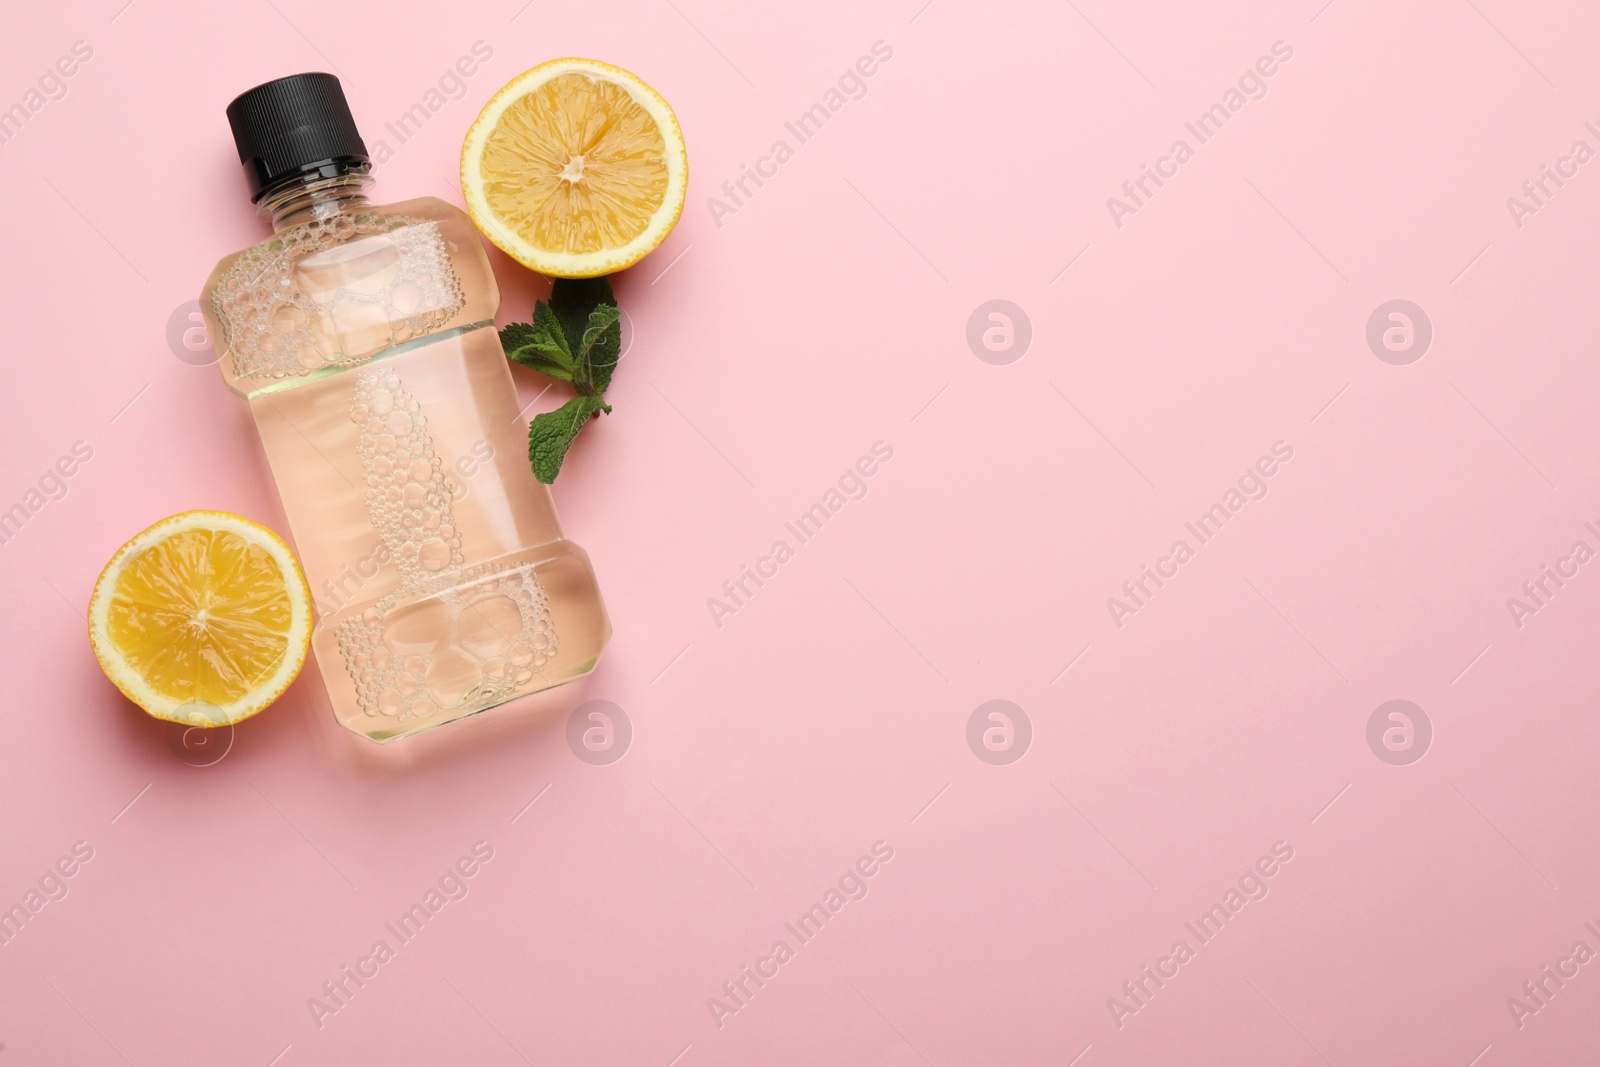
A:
[{"xmin": 201, "ymin": 73, "xmax": 609, "ymax": 742}]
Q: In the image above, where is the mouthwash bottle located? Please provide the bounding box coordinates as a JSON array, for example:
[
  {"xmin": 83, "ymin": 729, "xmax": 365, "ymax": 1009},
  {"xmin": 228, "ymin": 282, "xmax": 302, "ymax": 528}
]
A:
[{"xmin": 201, "ymin": 73, "xmax": 610, "ymax": 742}]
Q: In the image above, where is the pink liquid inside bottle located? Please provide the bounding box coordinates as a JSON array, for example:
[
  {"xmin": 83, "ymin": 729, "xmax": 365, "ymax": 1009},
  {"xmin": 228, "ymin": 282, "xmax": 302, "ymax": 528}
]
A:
[{"xmin": 201, "ymin": 73, "xmax": 610, "ymax": 742}]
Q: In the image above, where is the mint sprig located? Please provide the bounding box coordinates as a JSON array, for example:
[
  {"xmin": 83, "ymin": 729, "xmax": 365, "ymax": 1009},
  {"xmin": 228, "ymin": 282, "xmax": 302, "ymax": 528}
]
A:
[{"xmin": 500, "ymin": 278, "xmax": 622, "ymax": 483}]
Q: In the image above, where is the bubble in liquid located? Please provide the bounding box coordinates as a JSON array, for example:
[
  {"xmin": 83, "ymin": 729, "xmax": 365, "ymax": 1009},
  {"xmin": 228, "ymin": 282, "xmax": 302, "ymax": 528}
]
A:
[
  {"xmin": 425, "ymin": 649, "xmax": 480, "ymax": 707},
  {"xmin": 457, "ymin": 595, "xmax": 521, "ymax": 659},
  {"xmin": 418, "ymin": 538, "xmax": 451, "ymax": 571},
  {"xmin": 370, "ymin": 388, "xmax": 395, "ymax": 415},
  {"xmin": 388, "ymin": 411, "xmax": 413, "ymax": 436},
  {"xmin": 390, "ymin": 280, "xmax": 422, "ymax": 315},
  {"xmin": 272, "ymin": 303, "xmax": 307, "ymax": 333}
]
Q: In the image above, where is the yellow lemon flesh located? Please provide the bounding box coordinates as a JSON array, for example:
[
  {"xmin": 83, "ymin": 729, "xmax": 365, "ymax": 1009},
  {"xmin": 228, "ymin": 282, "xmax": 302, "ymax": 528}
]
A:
[
  {"xmin": 89, "ymin": 511, "xmax": 312, "ymax": 727},
  {"xmin": 462, "ymin": 58, "xmax": 688, "ymax": 278}
]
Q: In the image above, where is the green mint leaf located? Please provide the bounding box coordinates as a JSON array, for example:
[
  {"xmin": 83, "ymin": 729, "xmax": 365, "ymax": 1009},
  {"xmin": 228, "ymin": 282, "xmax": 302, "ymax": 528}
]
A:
[
  {"xmin": 527, "ymin": 394, "xmax": 610, "ymax": 483},
  {"xmin": 576, "ymin": 304, "xmax": 622, "ymax": 395},
  {"xmin": 507, "ymin": 277, "xmax": 626, "ymax": 484},
  {"xmin": 499, "ymin": 320, "xmax": 541, "ymax": 355},
  {"xmin": 549, "ymin": 276, "xmax": 616, "ymax": 360},
  {"xmin": 500, "ymin": 303, "xmax": 576, "ymax": 381}
]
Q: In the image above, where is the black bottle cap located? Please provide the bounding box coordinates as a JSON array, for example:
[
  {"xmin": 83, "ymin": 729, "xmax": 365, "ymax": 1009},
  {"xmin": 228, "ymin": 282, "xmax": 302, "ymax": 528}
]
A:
[{"xmin": 226, "ymin": 73, "xmax": 369, "ymax": 203}]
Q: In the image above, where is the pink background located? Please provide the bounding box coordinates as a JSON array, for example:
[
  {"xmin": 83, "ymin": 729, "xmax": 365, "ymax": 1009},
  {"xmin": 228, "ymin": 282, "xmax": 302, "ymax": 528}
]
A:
[{"xmin": 3, "ymin": 0, "xmax": 1599, "ymax": 1063}]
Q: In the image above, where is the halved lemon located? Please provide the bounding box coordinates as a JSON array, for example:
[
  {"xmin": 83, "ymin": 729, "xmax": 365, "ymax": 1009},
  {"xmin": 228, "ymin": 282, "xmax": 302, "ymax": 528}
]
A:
[
  {"xmin": 461, "ymin": 58, "xmax": 688, "ymax": 278},
  {"xmin": 88, "ymin": 511, "xmax": 312, "ymax": 727}
]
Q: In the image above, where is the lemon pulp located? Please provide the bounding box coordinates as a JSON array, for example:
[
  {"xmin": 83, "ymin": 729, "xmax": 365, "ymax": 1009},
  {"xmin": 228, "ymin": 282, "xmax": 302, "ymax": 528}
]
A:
[
  {"xmin": 480, "ymin": 72, "xmax": 669, "ymax": 255},
  {"xmin": 108, "ymin": 527, "xmax": 294, "ymax": 706}
]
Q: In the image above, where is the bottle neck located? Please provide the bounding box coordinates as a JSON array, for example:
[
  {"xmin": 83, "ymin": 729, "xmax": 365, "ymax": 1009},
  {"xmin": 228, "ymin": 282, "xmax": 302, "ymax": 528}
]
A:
[{"xmin": 259, "ymin": 170, "xmax": 374, "ymax": 231}]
